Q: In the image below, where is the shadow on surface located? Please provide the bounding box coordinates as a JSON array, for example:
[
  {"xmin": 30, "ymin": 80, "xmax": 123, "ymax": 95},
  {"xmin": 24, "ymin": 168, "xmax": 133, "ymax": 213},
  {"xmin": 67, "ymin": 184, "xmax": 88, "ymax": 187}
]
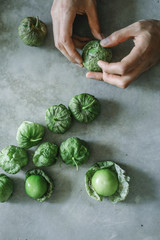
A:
[
  {"xmin": 47, "ymin": 169, "xmax": 72, "ymax": 204},
  {"xmin": 42, "ymin": 21, "xmax": 56, "ymax": 51},
  {"xmin": 87, "ymin": 141, "xmax": 120, "ymax": 165},
  {"xmin": 131, "ymin": 64, "xmax": 160, "ymax": 91},
  {"xmin": 98, "ymin": 98, "xmax": 123, "ymax": 126},
  {"xmin": 22, "ymin": 149, "xmax": 35, "ymax": 173},
  {"xmin": 120, "ymin": 163, "xmax": 156, "ymax": 204},
  {"xmin": 8, "ymin": 176, "xmax": 29, "ymax": 204}
]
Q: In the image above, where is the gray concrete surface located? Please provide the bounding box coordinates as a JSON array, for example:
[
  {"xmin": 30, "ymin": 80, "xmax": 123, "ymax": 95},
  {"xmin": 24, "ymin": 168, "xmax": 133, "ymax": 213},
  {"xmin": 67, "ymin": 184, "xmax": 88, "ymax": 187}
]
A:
[{"xmin": 0, "ymin": 0, "xmax": 160, "ymax": 240}]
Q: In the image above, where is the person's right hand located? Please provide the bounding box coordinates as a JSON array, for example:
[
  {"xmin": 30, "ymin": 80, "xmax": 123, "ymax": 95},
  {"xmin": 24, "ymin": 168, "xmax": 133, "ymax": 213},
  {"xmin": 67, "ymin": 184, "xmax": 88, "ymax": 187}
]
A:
[
  {"xmin": 86, "ymin": 20, "xmax": 160, "ymax": 88},
  {"xmin": 51, "ymin": 0, "xmax": 103, "ymax": 66}
]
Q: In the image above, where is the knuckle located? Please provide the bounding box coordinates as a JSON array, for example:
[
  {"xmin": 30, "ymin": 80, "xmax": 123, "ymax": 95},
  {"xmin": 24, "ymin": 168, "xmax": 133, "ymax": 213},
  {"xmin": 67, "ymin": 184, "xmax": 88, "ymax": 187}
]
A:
[
  {"xmin": 55, "ymin": 41, "xmax": 62, "ymax": 49},
  {"xmin": 60, "ymin": 36, "xmax": 69, "ymax": 45},
  {"xmin": 50, "ymin": 5, "xmax": 56, "ymax": 16},
  {"xmin": 119, "ymin": 81, "xmax": 128, "ymax": 89},
  {"xmin": 70, "ymin": 53, "xmax": 76, "ymax": 59},
  {"xmin": 135, "ymin": 21, "xmax": 143, "ymax": 30},
  {"xmin": 119, "ymin": 63, "xmax": 127, "ymax": 75},
  {"xmin": 103, "ymin": 76, "xmax": 108, "ymax": 82},
  {"xmin": 103, "ymin": 72, "xmax": 108, "ymax": 81},
  {"xmin": 69, "ymin": 56, "xmax": 76, "ymax": 62},
  {"xmin": 110, "ymin": 32, "xmax": 118, "ymax": 42},
  {"xmin": 60, "ymin": 3, "xmax": 68, "ymax": 11},
  {"xmin": 67, "ymin": 52, "xmax": 78, "ymax": 63},
  {"xmin": 50, "ymin": 5, "xmax": 54, "ymax": 14}
]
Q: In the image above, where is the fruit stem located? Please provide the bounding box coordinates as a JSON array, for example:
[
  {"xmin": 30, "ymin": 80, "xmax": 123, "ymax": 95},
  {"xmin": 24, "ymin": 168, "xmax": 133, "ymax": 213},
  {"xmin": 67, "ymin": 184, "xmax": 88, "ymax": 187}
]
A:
[
  {"xmin": 35, "ymin": 16, "xmax": 39, "ymax": 27},
  {"xmin": 82, "ymin": 100, "xmax": 96, "ymax": 110},
  {"xmin": 72, "ymin": 157, "xmax": 78, "ymax": 171},
  {"xmin": 30, "ymin": 138, "xmax": 42, "ymax": 142}
]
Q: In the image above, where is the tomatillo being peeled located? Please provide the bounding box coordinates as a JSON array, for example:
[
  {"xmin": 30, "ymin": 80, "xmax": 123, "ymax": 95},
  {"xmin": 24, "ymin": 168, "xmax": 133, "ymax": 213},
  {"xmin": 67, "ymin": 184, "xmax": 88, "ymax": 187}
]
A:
[
  {"xmin": 25, "ymin": 169, "xmax": 54, "ymax": 202},
  {"xmin": 91, "ymin": 169, "xmax": 118, "ymax": 197},
  {"xmin": 85, "ymin": 161, "xmax": 130, "ymax": 203},
  {"xmin": 82, "ymin": 40, "xmax": 112, "ymax": 72},
  {"xmin": 25, "ymin": 175, "xmax": 48, "ymax": 199}
]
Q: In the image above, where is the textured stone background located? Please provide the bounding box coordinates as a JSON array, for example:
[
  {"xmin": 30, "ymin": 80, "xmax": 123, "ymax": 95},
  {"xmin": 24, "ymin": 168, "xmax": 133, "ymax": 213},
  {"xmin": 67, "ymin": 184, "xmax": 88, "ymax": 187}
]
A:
[{"xmin": 0, "ymin": 0, "xmax": 160, "ymax": 239}]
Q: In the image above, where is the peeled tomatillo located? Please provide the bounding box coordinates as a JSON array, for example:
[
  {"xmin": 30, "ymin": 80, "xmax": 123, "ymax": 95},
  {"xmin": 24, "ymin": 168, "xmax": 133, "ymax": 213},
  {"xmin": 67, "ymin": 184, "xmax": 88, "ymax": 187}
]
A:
[
  {"xmin": 25, "ymin": 175, "xmax": 48, "ymax": 199},
  {"xmin": 91, "ymin": 169, "xmax": 118, "ymax": 196}
]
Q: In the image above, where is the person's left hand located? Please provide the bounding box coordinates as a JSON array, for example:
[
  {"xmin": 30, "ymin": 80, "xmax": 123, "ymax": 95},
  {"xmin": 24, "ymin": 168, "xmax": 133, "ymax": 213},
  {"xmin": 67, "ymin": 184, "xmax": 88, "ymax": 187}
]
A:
[
  {"xmin": 51, "ymin": 0, "xmax": 103, "ymax": 67},
  {"xmin": 86, "ymin": 19, "xmax": 160, "ymax": 88}
]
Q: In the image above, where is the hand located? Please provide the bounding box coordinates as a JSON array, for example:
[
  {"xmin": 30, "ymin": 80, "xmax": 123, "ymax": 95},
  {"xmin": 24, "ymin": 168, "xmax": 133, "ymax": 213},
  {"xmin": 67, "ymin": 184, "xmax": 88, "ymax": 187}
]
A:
[
  {"xmin": 51, "ymin": 0, "xmax": 103, "ymax": 66},
  {"xmin": 86, "ymin": 20, "xmax": 160, "ymax": 88}
]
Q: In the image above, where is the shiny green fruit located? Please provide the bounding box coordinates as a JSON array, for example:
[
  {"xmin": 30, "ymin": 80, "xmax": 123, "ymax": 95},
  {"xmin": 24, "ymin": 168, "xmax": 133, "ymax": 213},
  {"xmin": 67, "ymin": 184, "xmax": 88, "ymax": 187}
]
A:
[
  {"xmin": 91, "ymin": 169, "xmax": 118, "ymax": 196},
  {"xmin": 25, "ymin": 175, "xmax": 48, "ymax": 199}
]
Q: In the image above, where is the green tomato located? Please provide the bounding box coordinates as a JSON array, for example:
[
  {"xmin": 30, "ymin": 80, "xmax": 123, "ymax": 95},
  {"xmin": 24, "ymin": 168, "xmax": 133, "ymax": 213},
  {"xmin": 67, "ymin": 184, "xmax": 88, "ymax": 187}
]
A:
[
  {"xmin": 91, "ymin": 169, "xmax": 118, "ymax": 196},
  {"xmin": 25, "ymin": 175, "xmax": 48, "ymax": 200}
]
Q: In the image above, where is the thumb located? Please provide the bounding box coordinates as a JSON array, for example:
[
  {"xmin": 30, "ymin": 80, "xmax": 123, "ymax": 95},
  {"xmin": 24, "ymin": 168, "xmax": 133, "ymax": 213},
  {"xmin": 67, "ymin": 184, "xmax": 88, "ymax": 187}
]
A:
[{"xmin": 100, "ymin": 25, "xmax": 134, "ymax": 47}]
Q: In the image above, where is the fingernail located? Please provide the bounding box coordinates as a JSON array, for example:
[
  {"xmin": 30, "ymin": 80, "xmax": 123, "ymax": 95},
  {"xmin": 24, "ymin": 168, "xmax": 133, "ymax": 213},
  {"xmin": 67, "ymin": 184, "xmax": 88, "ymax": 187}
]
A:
[
  {"xmin": 97, "ymin": 60, "xmax": 102, "ymax": 66},
  {"xmin": 100, "ymin": 37, "xmax": 110, "ymax": 46}
]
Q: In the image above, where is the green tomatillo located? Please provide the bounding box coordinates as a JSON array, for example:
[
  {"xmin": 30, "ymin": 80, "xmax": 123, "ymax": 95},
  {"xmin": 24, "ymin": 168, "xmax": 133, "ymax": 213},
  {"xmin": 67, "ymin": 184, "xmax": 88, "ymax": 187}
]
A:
[
  {"xmin": 0, "ymin": 145, "xmax": 28, "ymax": 174},
  {"xmin": 18, "ymin": 17, "xmax": 47, "ymax": 46},
  {"xmin": 45, "ymin": 104, "xmax": 72, "ymax": 134},
  {"xmin": 33, "ymin": 142, "xmax": 58, "ymax": 167},
  {"xmin": 25, "ymin": 175, "xmax": 48, "ymax": 199},
  {"xmin": 16, "ymin": 121, "xmax": 45, "ymax": 149},
  {"xmin": 60, "ymin": 137, "xmax": 90, "ymax": 170},
  {"xmin": 82, "ymin": 40, "xmax": 112, "ymax": 72},
  {"xmin": 0, "ymin": 174, "xmax": 14, "ymax": 202},
  {"xmin": 91, "ymin": 169, "xmax": 118, "ymax": 196},
  {"xmin": 85, "ymin": 161, "xmax": 130, "ymax": 203},
  {"xmin": 69, "ymin": 93, "xmax": 100, "ymax": 123},
  {"xmin": 25, "ymin": 169, "xmax": 54, "ymax": 202}
]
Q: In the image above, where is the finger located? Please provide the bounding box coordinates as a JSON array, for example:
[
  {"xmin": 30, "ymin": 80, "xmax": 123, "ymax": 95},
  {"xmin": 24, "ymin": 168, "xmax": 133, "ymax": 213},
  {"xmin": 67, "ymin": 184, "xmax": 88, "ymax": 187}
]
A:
[
  {"xmin": 73, "ymin": 34, "xmax": 92, "ymax": 42},
  {"xmin": 72, "ymin": 38, "xmax": 88, "ymax": 49},
  {"xmin": 52, "ymin": 16, "xmax": 82, "ymax": 64},
  {"xmin": 100, "ymin": 24, "xmax": 136, "ymax": 47},
  {"xmin": 58, "ymin": 44, "xmax": 77, "ymax": 63},
  {"xmin": 102, "ymin": 72, "xmax": 132, "ymax": 88},
  {"xmin": 87, "ymin": 60, "xmax": 146, "ymax": 88},
  {"xmin": 51, "ymin": 11, "xmax": 60, "ymax": 47},
  {"xmin": 64, "ymin": 39, "xmax": 83, "ymax": 64},
  {"xmin": 101, "ymin": 61, "xmax": 146, "ymax": 88},
  {"xmin": 86, "ymin": 2, "xmax": 103, "ymax": 40},
  {"xmin": 52, "ymin": 13, "xmax": 80, "ymax": 64},
  {"xmin": 72, "ymin": 34, "xmax": 91, "ymax": 49},
  {"xmin": 60, "ymin": 10, "xmax": 82, "ymax": 64},
  {"xmin": 98, "ymin": 43, "xmax": 145, "ymax": 75},
  {"xmin": 86, "ymin": 72, "xmax": 103, "ymax": 81},
  {"xmin": 87, "ymin": 71, "xmax": 133, "ymax": 88}
]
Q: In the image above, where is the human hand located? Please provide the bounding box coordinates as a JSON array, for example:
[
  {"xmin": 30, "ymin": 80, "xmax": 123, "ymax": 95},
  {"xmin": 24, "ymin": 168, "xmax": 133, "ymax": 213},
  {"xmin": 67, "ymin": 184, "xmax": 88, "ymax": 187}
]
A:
[
  {"xmin": 86, "ymin": 20, "xmax": 160, "ymax": 88},
  {"xmin": 51, "ymin": 0, "xmax": 103, "ymax": 66}
]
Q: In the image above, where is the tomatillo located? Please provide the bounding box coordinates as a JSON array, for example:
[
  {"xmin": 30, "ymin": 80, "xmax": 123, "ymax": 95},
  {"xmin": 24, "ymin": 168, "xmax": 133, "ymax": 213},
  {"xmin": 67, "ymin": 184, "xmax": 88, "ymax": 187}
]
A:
[
  {"xmin": 91, "ymin": 169, "xmax": 118, "ymax": 196},
  {"xmin": 25, "ymin": 175, "xmax": 48, "ymax": 199}
]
